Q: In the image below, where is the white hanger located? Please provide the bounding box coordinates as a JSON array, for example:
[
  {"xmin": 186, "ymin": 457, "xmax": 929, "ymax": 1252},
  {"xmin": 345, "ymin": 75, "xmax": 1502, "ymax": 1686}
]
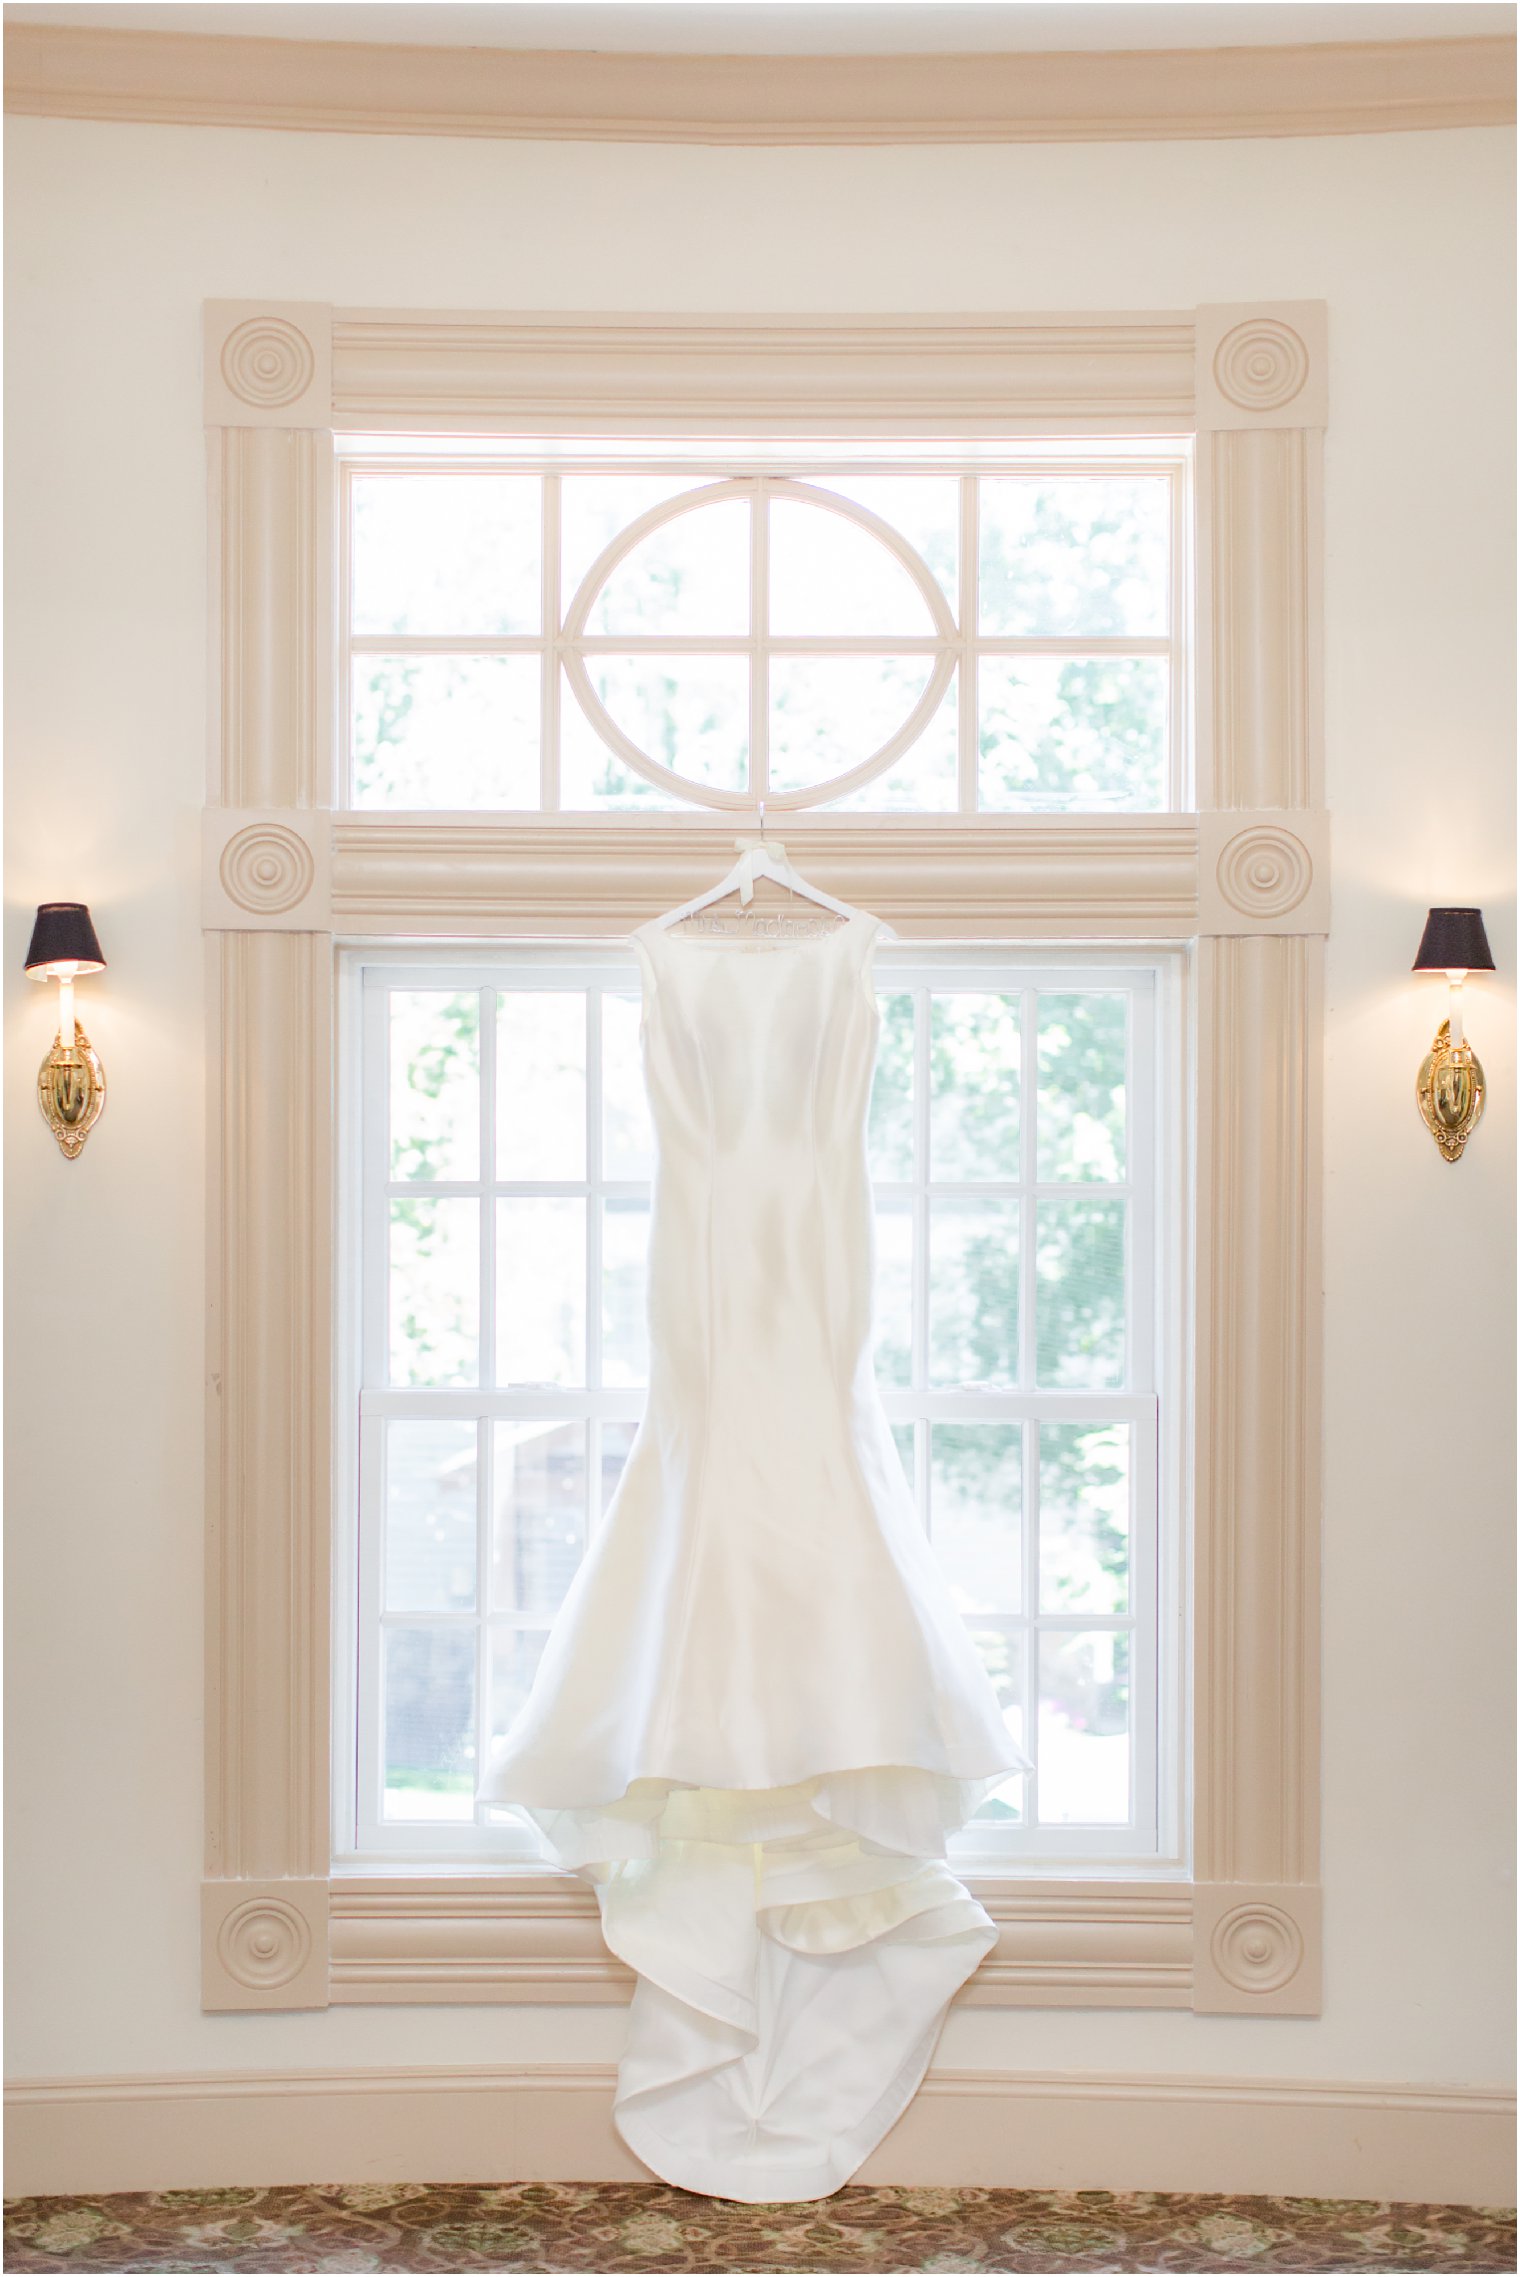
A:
[{"xmin": 649, "ymin": 802, "xmax": 857, "ymax": 931}]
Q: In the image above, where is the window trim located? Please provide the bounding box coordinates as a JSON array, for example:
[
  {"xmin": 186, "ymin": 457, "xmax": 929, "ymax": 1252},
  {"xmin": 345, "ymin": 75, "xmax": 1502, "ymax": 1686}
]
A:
[{"xmin": 201, "ymin": 301, "xmax": 1326, "ymax": 2021}]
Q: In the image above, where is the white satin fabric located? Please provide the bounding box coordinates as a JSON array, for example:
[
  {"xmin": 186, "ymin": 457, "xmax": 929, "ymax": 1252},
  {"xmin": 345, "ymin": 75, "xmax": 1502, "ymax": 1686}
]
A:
[{"xmin": 479, "ymin": 907, "xmax": 1029, "ymax": 2202}]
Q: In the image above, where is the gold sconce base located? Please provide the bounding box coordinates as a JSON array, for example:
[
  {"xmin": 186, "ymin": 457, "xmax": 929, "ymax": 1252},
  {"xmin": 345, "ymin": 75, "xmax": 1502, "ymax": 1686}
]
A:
[
  {"xmin": 1416, "ymin": 1019, "xmax": 1485, "ymax": 1163},
  {"xmin": 38, "ymin": 1025, "xmax": 106, "ymax": 1159}
]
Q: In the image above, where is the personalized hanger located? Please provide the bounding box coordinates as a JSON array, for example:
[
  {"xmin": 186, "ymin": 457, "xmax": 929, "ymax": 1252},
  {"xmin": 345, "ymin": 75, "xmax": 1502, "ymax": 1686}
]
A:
[{"xmin": 649, "ymin": 803, "xmax": 857, "ymax": 932}]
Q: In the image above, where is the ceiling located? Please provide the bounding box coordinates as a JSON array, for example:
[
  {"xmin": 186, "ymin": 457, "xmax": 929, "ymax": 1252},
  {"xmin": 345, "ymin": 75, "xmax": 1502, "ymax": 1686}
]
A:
[{"xmin": 5, "ymin": 1, "xmax": 1515, "ymax": 50}]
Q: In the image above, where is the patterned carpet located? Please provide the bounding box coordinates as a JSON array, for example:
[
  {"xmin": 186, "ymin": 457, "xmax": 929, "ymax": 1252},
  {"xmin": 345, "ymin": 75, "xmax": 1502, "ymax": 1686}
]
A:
[{"xmin": 4, "ymin": 2184, "xmax": 1516, "ymax": 2274}]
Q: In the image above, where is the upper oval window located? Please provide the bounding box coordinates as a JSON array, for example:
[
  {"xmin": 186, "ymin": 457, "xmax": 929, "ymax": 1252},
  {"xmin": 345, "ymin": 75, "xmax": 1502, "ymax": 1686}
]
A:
[{"xmin": 345, "ymin": 458, "xmax": 1178, "ymax": 813}]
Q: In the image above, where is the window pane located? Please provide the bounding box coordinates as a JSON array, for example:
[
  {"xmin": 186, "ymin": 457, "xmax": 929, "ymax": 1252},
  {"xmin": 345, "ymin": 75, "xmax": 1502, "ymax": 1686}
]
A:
[
  {"xmin": 1035, "ymin": 1198, "xmax": 1125, "ymax": 1389},
  {"xmin": 559, "ymin": 684, "xmax": 683, "ymax": 810},
  {"xmin": 930, "ymin": 993, "xmax": 1021, "ymax": 1181},
  {"xmin": 810, "ymin": 476, "xmax": 960, "ymax": 614},
  {"xmin": 868, "ymin": 990, "xmax": 916, "ymax": 1183},
  {"xmin": 600, "ymin": 1419, "xmax": 640, "ymax": 1515},
  {"xmin": 872, "ymin": 1196, "xmax": 914, "ymax": 1390},
  {"xmin": 769, "ymin": 497, "xmax": 936, "ymax": 637},
  {"xmin": 389, "ymin": 1197, "xmax": 479, "ymax": 1386},
  {"xmin": 497, "ymin": 992, "xmax": 586, "ymax": 1182},
  {"xmin": 491, "ymin": 1421, "xmax": 587, "ymax": 1618},
  {"xmin": 579, "ymin": 655, "xmax": 749, "ymax": 794},
  {"xmin": 353, "ymin": 655, "xmax": 540, "ymax": 809},
  {"xmin": 488, "ymin": 1625, "xmax": 549, "ymax": 1752},
  {"xmin": 353, "ymin": 474, "xmax": 541, "ymax": 636},
  {"xmin": 602, "ymin": 1197, "xmax": 651, "ymax": 1387},
  {"xmin": 929, "ymin": 1197, "xmax": 1019, "ymax": 1388},
  {"xmin": 561, "ymin": 476, "xmax": 705, "ymax": 612},
  {"xmin": 967, "ymin": 1626, "xmax": 1027, "ymax": 1819},
  {"xmin": 1039, "ymin": 1422, "xmax": 1130, "ymax": 1615},
  {"xmin": 930, "ymin": 1423, "xmax": 1022, "ymax": 1615},
  {"xmin": 384, "ymin": 1626, "xmax": 476, "ymax": 1821},
  {"xmin": 497, "ymin": 1199, "xmax": 585, "ymax": 1386},
  {"xmin": 1038, "ymin": 1631, "xmax": 1130, "ymax": 1825},
  {"xmin": 978, "ymin": 656, "xmax": 1166, "ymax": 813},
  {"xmin": 974, "ymin": 1771, "xmax": 1026, "ymax": 1826},
  {"xmin": 390, "ymin": 991, "xmax": 479, "ymax": 1183},
  {"xmin": 384, "ymin": 1421, "xmax": 477, "ymax": 1613},
  {"xmin": 979, "ymin": 476, "xmax": 1169, "ymax": 637},
  {"xmin": 825, "ymin": 674, "xmax": 959, "ymax": 813},
  {"xmin": 891, "ymin": 1420, "xmax": 917, "ymax": 1497},
  {"xmin": 603, "ymin": 991, "xmax": 656, "ymax": 1180},
  {"xmin": 1037, "ymin": 992, "xmax": 1127, "ymax": 1183},
  {"xmin": 342, "ymin": 465, "xmax": 1183, "ymax": 822},
  {"xmin": 587, "ymin": 496, "xmax": 749, "ymax": 635},
  {"xmin": 769, "ymin": 655, "xmax": 933, "ymax": 794}
]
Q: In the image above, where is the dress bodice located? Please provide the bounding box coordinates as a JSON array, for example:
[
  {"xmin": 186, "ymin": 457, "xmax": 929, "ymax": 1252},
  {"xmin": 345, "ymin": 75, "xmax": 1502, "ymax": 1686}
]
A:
[{"xmin": 632, "ymin": 911, "xmax": 885, "ymax": 1417}]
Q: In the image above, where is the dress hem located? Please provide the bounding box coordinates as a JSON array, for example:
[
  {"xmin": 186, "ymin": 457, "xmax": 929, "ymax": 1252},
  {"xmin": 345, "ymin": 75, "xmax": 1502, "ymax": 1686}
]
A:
[{"xmin": 611, "ymin": 2008, "xmax": 951, "ymax": 2205}]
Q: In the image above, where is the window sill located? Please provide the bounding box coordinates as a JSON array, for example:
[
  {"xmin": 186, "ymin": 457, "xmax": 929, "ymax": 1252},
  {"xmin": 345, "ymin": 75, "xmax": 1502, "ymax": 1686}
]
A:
[{"xmin": 201, "ymin": 1870, "xmax": 1319, "ymax": 2015}]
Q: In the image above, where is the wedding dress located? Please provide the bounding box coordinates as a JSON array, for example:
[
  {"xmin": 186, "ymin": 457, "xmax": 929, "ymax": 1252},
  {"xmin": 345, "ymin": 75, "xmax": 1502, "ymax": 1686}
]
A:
[{"xmin": 479, "ymin": 900, "xmax": 1029, "ymax": 2202}]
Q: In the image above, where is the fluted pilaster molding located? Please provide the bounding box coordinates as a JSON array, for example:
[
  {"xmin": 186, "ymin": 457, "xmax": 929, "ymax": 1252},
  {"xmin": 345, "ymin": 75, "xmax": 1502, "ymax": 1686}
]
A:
[
  {"xmin": 207, "ymin": 425, "xmax": 332, "ymax": 810},
  {"xmin": 1196, "ymin": 428, "xmax": 1323, "ymax": 811},
  {"xmin": 1188, "ymin": 934, "xmax": 1323, "ymax": 2013},
  {"xmin": 205, "ymin": 931, "xmax": 333, "ymax": 1905}
]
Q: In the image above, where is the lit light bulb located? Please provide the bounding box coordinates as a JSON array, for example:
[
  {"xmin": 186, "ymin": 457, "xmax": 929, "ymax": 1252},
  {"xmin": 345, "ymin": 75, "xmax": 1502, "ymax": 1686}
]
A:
[{"xmin": 32, "ymin": 959, "xmax": 85, "ymax": 1050}]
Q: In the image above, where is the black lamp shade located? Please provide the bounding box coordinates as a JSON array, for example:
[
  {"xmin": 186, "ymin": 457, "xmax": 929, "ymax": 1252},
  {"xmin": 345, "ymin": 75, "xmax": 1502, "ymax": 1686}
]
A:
[
  {"xmin": 24, "ymin": 902, "xmax": 105, "ymax": 976},
  {"xmin": 1412, "ymin": 907, "xmax": 1494, "ymax": 973}
]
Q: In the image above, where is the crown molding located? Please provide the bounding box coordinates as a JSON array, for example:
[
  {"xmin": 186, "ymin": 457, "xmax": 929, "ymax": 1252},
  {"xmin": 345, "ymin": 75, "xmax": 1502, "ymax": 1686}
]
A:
[{"xmin": 6, "ymin": 25, "xmax": 1514, "ymax": 144}]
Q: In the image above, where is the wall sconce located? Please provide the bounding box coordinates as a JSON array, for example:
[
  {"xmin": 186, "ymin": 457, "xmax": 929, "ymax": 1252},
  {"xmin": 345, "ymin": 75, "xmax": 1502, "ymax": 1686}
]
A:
[
  {"xmin": 25, "ymin": 902, "xmax": 106, "ymax": 1159},
  {"xmin": 1413, "ymin": 906, "xmax": 1493, "ymax": 1163}
]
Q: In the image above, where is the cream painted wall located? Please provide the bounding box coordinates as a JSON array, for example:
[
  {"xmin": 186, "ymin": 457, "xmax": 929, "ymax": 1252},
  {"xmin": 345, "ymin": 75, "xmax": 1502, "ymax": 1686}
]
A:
[{"xmin": 5, "ymin": 116, "xmax": 1514, "ymax": 2096}]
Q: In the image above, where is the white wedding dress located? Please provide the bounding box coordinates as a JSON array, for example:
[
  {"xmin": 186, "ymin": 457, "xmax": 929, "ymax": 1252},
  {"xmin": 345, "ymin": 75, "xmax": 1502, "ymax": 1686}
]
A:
[{"xmin": 479, "ymin": 904, "xmax": 1029, "ymax": 2202}]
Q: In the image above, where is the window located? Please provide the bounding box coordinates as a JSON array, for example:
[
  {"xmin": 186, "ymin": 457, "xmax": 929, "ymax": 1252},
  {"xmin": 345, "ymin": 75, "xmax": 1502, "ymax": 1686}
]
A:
[
  {"xmin": 342, "ymin": 945, "xmax": 1176, "ymax": 1868},
  {"xmin": 341, "ymin": 446, "xmax": 1188, "ymax": 816},
  {"xmin": 205, "ymin": 300, "xmax": 1326, "ymax": 2016}
]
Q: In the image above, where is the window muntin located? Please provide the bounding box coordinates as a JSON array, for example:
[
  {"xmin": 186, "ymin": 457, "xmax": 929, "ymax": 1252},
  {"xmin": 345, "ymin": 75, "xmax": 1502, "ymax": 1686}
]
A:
[
  {"xmin": 343, "ymin": 947, "xmax": 1170, "ymax": 1867},
  {"xmin": 340, "ymin": 449, "xmax": 1189, "ymax": 816}
]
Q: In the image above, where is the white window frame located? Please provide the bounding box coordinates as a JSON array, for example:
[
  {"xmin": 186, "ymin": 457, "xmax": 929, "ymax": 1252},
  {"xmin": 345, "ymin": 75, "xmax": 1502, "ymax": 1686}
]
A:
[
  {"xmin": 201, "ymin": 302, "xmax": 1326, "ymax": 2019},
  {"xmin": 338, "ymin": 944, "xmax": 1181, "ymax": 1872},
  {"xmin": 336, "ymin": 444, "xmax": 1192, "ymax": 818},
  {"xmin": 344, "ymin": 945, "xmax": 654, "ymax": 1867}
]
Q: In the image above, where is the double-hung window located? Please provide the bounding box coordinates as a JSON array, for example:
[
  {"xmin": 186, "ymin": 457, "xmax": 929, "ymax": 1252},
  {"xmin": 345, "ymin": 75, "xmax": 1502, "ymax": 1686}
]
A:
[{"xmin": 336, "ymin": 445, "xmax": 1188, "ymax": 1873}]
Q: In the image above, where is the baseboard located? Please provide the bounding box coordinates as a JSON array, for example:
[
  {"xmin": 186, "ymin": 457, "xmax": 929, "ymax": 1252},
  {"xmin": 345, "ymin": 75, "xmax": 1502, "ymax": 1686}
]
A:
[{"xmin": 6, "ymin": 2064, "xmax": 1513, "ymax": 2206}]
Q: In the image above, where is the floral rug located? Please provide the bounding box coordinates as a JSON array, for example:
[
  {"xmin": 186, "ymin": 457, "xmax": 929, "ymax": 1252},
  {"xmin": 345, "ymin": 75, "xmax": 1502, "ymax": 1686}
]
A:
[{"xmin": 5, "ymin": 2184, "xmax": 1516, "ymax": 2274}]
